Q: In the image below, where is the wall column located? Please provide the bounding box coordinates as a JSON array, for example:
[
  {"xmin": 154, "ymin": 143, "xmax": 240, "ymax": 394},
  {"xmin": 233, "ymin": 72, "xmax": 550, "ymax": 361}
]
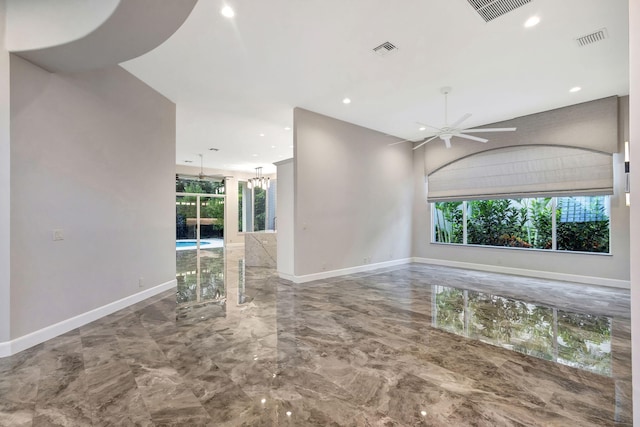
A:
[
  {"xmin": 629, "ymin": 0, "xmax": 639, "ymax": 423},
  {"xmin": 0, "ymin": 0, "xmax": 12, "ymax": 350}
]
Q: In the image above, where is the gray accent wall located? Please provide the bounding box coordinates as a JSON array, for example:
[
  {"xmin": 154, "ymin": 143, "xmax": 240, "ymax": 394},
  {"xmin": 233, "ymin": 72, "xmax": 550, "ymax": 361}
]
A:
[
  {"xmin": 413, "ymin": 97, "xmax": 630, "ymax": 283},
  {"xmin": 9, "ymin": 55, "xmax": 176, "ymax": 339},
  {"xmin": 424, "ymin": 96, "xmax": 619, "ymax": 176},
  {"xmin": 0, "ymin": 0, "xmax": 11, "ymax": 343},
  {"xmin": 293, "ymin": 108, "xmax": 413, "ymax": 277}
]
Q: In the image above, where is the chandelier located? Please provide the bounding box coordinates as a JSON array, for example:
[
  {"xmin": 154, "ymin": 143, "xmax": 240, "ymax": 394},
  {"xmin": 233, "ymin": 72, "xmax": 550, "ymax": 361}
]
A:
[{"xmin": 248, "ymin": 167, "xmax": 270, "ymax": 190}]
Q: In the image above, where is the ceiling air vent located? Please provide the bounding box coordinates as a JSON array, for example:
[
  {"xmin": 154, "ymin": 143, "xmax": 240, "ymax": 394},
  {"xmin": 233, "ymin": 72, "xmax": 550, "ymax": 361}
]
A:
[
  {"xmin": 467, "ymin": 0, "xmax": 532, "ymax": 22},
  {"xmin": 372, "ymin": 41, "xmax": 398, "ymax": 57},
  {"xmin": 576, "ymin": 28, "xmax": 609, "ymax": 47}
]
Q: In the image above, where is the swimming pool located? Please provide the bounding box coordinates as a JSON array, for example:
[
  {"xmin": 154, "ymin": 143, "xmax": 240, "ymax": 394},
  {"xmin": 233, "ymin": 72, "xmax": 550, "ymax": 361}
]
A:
[{"xmin": 175, "ymin": 239, "xmax": 222, "ymax": 250}]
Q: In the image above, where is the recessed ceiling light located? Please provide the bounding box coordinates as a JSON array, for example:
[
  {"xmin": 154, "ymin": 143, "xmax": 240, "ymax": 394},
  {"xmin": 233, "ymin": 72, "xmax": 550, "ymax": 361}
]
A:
[
  {"xmin": 260, "ymin": 133, "xmax": 265, "ymax": 137},
  {"xmin": 271, "ymin": 145, "xmax": 276, "ymax": 148},
  {"xmin": 284, "ymin": 127, "xmax": 291, "ymax": 131},
  {"xmin": 342, "ymin": 97, "xmax": 351, "ymax": 104},
  {"xmin": 252, "ymin": 154, "xmax": 258, "ymax": 157},
  {"xmin": 221, "ymin": 5, "xmax": 235, "ymax": 18},
  {"xmin": 524, "ymin": 16, "xmax": 540, "ymax": 28},
  {"xmin": 570, "ymin": 86, "xmax": 582, "ymax": 93},
  {"xmin": 419, "ymin": 126, "xmax": 426, "ymax": 131}
]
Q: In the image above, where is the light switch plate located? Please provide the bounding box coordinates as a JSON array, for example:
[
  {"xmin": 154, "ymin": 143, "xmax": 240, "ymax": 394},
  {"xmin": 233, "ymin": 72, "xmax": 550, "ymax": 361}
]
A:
[{"xmin": 52, "ymin": 229, "xmax": 64, "ymax": 241}]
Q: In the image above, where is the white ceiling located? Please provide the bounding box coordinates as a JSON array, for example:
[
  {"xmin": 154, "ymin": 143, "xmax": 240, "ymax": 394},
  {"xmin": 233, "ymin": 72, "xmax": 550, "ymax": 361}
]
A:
[{"xmin": 121, "ymin": 0, "xmax": 629, "ymax": 174}]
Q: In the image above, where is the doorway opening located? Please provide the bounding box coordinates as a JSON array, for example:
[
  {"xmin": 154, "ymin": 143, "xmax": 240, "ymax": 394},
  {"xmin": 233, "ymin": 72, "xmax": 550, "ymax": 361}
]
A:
[{"xmin": 175, "ymin": 188, "xmax": 226, "ymax": 311}]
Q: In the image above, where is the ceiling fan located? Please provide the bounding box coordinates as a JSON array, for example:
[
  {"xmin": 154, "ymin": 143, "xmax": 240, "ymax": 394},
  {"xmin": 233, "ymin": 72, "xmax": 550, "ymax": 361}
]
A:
[
  {"xmin": 176, "ymin": 153, "xmax": 225, "ymax": 181},
  {"xmin": 390, "ymin": 87, "xmax": 516, "ymax": 149}
]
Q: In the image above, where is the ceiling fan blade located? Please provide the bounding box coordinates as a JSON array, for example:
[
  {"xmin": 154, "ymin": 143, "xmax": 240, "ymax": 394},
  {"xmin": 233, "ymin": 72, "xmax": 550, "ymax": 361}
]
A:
[
  {"xmin": 459, "ymin": 127, "xmax": 517, "ymax": 133},
  {"xmin": 449, "ymin": 113, "xmax": 472, "ymax": 129},
  {"xmin": 388, "ymin": 138, "xmax": 415, "ymax": 146},
  {"xmin": 412, "ymin": 135, "xmax": 439, "ymax": 150},
  {"xmin": 456, "ymin": 133, "xmax": 489, "ymax": 143},
  {"xmin": 416, "ymin": 121, "xmax": 443, "ymax": 132}
]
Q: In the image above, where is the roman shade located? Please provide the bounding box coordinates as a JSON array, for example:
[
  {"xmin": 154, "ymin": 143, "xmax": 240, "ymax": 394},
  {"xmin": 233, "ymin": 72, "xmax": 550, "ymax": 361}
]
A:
[{"xmin": 427, "ymin": 145, "xmax": 613, "ymax": 202}]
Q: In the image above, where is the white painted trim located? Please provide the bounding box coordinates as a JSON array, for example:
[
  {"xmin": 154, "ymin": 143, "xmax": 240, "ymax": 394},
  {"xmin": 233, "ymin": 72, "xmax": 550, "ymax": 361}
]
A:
[
  {"xmin": 412, "ymin": 257, "xmax": 630, "ymax": 289},
  {"xmin": 273, "ymin": 158, "xmax": 293, "ymax": 166},
  {"xmin": 0, "ymin": 341, "xmax": 9, "ymax": 359},
  {"xmin": 0, "ymin": 279, "xmax": 176, "ymax": 358},
  {"xmin": 278, "ymin": 272, "xmax": 296, "ymax": 282},
  {"xmin": 291, "ymin": 258, "xmax": 412, "ymax": 284}
]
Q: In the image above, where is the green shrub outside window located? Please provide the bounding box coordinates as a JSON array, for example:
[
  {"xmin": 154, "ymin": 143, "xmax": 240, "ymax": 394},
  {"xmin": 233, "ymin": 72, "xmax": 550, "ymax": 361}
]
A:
[
  {"xmin": 433, "ymin": 196, "xmax": 609, "ymax": 254},
  {"xmin": 433, "ymin": 201, "xmax": 464, "ymax": 244}
]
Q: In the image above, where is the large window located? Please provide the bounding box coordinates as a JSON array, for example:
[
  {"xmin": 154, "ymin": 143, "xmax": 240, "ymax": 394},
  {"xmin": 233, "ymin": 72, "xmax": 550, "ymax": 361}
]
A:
[
  {"xmin": 176, "ymin": 177, "xmax": 224, "ymax": 195},
  {"xmin": 238, "ymin": 181, "xmax": 276, "ymax": 232},
  {"xmin": 176, "ymin": 177, "xmax": 225, "ymax": 241},
  {"xmin": 433, "ymin": 196, "xmax": 610, "ymax": 254}
]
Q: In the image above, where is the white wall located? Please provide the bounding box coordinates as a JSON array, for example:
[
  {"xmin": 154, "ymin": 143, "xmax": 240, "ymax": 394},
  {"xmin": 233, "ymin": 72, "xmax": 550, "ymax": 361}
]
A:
[
  {"xmin": 275, "ymin": 158, "xmax": 294, "ymax": 278},
  {"xmin": 0, "ymin": 0, "xmax": 11, "ymax": 344},
  {"xmin": 628, "ymin": 0, "xmax": 639, "ymax": 422},
  {"xmin": 413, "ymin": 98, "xmax": 630, "ymax": 287},
  {"xmin": 9, "ymin": 56, "xmax": 176, "ymax": 340},
  {"xmin": 293, "ymin": 108, "xmax": 413, "ymax": 277}
]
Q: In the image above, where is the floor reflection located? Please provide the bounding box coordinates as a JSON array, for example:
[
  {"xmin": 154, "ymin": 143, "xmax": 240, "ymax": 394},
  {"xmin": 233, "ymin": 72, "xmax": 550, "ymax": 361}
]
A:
[
  {"xmin": 0, "ymin": 262, "xmax": 630, "ymax": 425},
  {"xmin": 176, "ymin": 248, "xmax": 225, "ymax": 305},
  {"xmin": 433, "ymin": 285, "xmax": 612, "ymax": 376},
  {"xmin": 175, "ymin": 246, "xmax": 249, "ymax": 321}
]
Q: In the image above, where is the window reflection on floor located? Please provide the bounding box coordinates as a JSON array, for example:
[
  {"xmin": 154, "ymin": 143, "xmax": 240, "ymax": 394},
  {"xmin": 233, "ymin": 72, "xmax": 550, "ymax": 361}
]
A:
[
  {"xmin": 175, "ymin": 247, "xmax": 249, "ymax": 322},
  {"xmin": 176, "ymin": 247, "xmax": 225, "ymax": 305},
  {"xmin": 433, "ymin": 285, "xmax": 612, "ymax": 376}
]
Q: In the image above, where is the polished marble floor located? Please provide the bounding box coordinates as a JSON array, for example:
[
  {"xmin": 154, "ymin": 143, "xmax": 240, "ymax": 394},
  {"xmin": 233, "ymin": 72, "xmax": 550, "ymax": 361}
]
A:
[{"xmin": 0, "ymin": 248, "xmax": 632, "ymax": 426}]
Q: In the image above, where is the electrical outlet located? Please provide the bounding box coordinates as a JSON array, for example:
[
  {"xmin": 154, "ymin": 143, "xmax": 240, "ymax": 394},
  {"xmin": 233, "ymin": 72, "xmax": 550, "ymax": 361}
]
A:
[
  {"xmin": 52, "ymin": 229, "xmax": 64, "ymax": 241},
  {"xmin": 138, "ymin": 277, "xmax": 144, "ymax": 288}
]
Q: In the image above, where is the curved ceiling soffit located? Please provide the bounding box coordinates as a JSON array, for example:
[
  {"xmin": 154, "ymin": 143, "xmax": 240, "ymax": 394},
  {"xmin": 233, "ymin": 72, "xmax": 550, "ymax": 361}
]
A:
[
  {"xmin": 427, "ymin": 144, "xmax": 613, "ymax": 177},
  {"xmin": 5, "ymin": 0, "xmax": 120, "ymax": 52},
  {"xmin": 10, "ymin": 0, "xmax": 198, "ymax": 73}
]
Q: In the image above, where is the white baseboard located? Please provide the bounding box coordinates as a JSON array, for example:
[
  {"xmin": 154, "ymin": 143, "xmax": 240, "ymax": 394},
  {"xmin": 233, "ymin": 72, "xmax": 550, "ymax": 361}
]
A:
[
  {"xmin": 0, "ymin": 340, "xmax": 9, "ymax": 358},
  {"xmin": 291, "ymin": 258, "xmax": 412, "ymax": 284},
  {"xmin": 412, "ymin": 257, "xmax": 630, "ymax": 289},
  {"xmin": 278, "ymin": 272, "xmax": 295, "ymax": 282},
  {"xmin": 0, "ymin": 279, "xmax": 176, "ymax": 358}
]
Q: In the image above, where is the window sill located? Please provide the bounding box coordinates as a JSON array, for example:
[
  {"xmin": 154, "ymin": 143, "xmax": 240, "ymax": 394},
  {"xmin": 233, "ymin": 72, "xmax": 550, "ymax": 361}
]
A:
[{"xmin": 430, "ymin": 241, "xmax": 612, "ymax": 256}]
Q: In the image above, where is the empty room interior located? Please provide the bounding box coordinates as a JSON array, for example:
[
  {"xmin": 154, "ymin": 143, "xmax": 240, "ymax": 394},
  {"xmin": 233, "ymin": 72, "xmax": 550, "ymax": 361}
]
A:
[{"xmin": 1, "ymin": 0, "xmax": 640, "ymax": 425}]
